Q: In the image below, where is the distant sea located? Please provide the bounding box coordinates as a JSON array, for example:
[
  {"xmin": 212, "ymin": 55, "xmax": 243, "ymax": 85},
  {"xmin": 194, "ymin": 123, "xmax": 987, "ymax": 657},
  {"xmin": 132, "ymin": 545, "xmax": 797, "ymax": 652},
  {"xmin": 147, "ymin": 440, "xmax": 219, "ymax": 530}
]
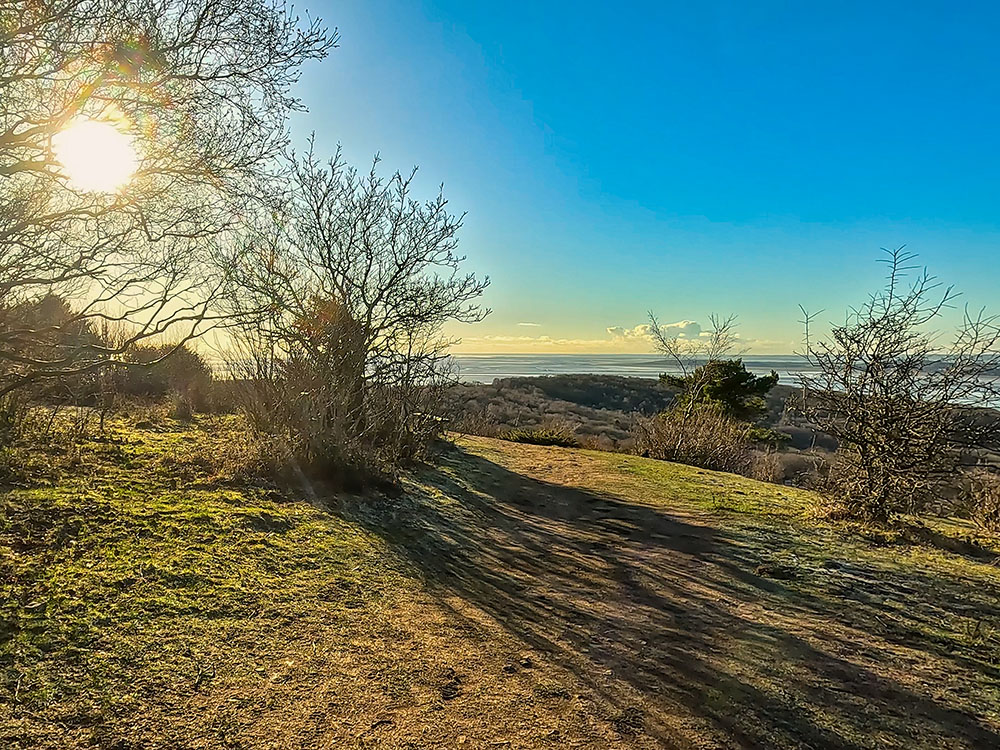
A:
[{"xmin": 449, "ymin": 354, "xmax": 812, "ymax": 384}]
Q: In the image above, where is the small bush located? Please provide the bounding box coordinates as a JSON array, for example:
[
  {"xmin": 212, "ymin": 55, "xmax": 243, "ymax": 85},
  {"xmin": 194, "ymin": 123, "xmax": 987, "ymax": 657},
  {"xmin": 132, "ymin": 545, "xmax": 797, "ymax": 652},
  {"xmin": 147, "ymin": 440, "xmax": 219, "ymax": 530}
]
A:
[
  {"xmin": 152, "ymin": 416, "xmax": 287, "ymax": 484},
  {"xmin": 818, "ymin": 456, "xmax": 929, "ymax": 523},
  {"xmin": 580, "ymin": 433, "xmax": 618, "ymax": 452},
  {"xmin": 498, "ymin": 424, "xmax": 580, "ymax": 448},
  {"xmin": 168, "ymin": 391, "xmax": 195, "ymax": 421},
  {"xmin": 747, "ymin": 425, "xmax": 792, "ymax": 447},
  {"xmin": 108, "ymin": 343, "xmax": 213, "ymax": 410},
  {"xmin": 964, "ymin": 469, "xmax": 1000, "ymax": 531},
  {"xmin": 205, "ymin": 379, "xmax": 242, "ymax": 414},
  {"xmin": 771, "ymin": 450, "xmax": 832, "ymax": 487},
  {"xmin": 449, "ymin": 409, "xmax": 501, "ymax": 438},
  {"xmin": 0, "ymin": 393, "xmax": 30, "ymax": 448},
  {"xmin": 232, "ymin": 345, "xmax": 449, "ymax": 488},
  {"xmin": 634, "ymin": 403, "xmax": 755, "ymax": 475},
  {"xmin": 749, "ymin": 450, "xmax": 784, "ymax": 483},
  {"xmin": 216, "ymin": 430, "xmax": 292, "ymax": 484}
]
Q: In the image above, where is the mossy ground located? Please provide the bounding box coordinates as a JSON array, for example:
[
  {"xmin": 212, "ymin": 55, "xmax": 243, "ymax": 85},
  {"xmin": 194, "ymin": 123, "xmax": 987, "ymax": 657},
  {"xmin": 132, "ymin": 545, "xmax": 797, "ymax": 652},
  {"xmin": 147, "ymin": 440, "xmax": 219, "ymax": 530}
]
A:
[
  {"xmin": 2, "ymin": 417, "xmax": 999, "ymax": 748},
  {"xmin": 1, "ymin": 416, "xmax": 409, "ymax": 747}
]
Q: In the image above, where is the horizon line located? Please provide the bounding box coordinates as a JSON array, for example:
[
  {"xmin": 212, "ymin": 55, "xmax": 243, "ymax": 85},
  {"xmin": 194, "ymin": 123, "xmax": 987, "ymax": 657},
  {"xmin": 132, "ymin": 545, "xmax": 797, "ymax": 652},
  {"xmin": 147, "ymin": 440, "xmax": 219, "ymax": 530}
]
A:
[{"xmin": 448, "ymin": 351, "xmax": 801, "ymax": 356}]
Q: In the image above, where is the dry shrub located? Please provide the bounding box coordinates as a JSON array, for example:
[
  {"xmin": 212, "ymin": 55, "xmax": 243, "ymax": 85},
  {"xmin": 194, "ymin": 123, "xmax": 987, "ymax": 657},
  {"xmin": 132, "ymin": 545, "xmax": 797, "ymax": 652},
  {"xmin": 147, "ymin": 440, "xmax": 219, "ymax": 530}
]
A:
[
  {"xmin": 449, "ymin": 408, "xmax": 501, "ymax": 438},
  {"xmin": 233, "ymin": 344, "xmax": 448, "ymax": 488},
  {"xmin": 798, "ymin": 248, "xmax": 1000, "ymax": 524},
  {"xmin": 634, "ymin": 403, "xmax": 754, "ymax": 475},
  {"xmin": 129, "ymin": 401, "xmax": 169, "ymax": 428},
  {"xmin": 817, "ymin": 455, "xmax": 938, "ymax": 523},
  {"xmin": 0, "ymin": 392, "xmax": 30, "ymax": 448},
  {"xmin": 167, "ymin": 418, "xmax": 290, "ymax": 485},
  {"xmin": 141, "ymin": 413, "xmax": 291, "ymax": 486},
  {"xmin": 963, "ymin": 469, "xmax": 1000, "ymax": 531},
  {"xmin": 222, "ymin": 147, "xmax": 487, "ymax": 489},
  {"xmin": 205, "ymin": 380, "xmax": 242, "ymax": 414},
  {"xmin": 0, "ymin": 405, "xmax": 104, "ymax": 484},
  {"xmin": 811, "ymin": 455, "xmax": 924, "ymax": 522},
  {"xmin": 750, "ymin": 449, "xmax": 832, "ymax": 487},
  {"xmin": 110, "ymin": 343, "xmax": 214, "ymax": 411},
  {"xmin": 168, "ymin": 391, "xmax": 195, "ymax": 421},
  {"xmin": 216, "ymin": 431, "xmax": 293, "ymax": 484},
  {"xmin": 749, "ymin": 450, "xmax": 784, "ymax": 483},
  {"xmin": 580, "ymin": 433, "xmax": 617, "ymax": 452}
]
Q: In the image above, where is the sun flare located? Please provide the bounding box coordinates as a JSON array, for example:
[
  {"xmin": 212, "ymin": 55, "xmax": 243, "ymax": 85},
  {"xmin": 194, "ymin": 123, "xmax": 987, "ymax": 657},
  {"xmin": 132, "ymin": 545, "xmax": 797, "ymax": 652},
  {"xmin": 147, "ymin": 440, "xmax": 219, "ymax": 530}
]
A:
[{"xmin": 53, "ymin": 118, "xmax": 138, "ymax": 192}]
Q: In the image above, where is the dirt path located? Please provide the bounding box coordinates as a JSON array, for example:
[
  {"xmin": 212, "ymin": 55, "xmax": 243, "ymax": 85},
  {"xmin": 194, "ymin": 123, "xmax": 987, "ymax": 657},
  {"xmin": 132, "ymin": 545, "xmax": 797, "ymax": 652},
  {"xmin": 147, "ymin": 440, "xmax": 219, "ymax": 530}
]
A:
[{"xmin": 348, "ymin": 437, "xmax": 1000, "ymax": 749}]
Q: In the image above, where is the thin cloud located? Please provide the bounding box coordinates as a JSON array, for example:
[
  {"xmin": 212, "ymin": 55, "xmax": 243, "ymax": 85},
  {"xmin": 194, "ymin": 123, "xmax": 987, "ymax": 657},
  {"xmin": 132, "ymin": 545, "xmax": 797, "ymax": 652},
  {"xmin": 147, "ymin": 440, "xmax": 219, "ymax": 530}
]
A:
[
  {"xmin": 607, "ymin": 320, "xmax": 701, "ymax": 340},
  {"xmin": 450, "ymin": 320, "xmax": 793, "ymax": 354},
  {"xmin": 606, "ymin": 324, "xmax": 652, "ymax": 339}
]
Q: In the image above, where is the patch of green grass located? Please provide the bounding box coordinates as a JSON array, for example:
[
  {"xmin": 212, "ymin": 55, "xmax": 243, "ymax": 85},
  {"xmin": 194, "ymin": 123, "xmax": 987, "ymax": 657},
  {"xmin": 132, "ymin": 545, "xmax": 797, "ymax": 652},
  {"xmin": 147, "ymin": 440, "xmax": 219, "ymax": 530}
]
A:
[
  {"xmin": 0, "ymin": 415, "xmax": 404, "ymax": 748},
  {"xmin": 588, "ymin": 446, "xmax": 812, "ymax": 519}
]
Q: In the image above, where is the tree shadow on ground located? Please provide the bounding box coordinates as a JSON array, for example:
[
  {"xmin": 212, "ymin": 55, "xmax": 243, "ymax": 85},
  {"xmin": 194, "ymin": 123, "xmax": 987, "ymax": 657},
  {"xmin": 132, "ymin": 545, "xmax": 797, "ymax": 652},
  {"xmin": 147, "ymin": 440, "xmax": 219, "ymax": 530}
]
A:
[
  {"xmin": 896, "ymin": 522, "xmax": 999, "ymax": 561},
  {"xmin": 345, "ymin": 444, "xmax": 1000, "ymax": 749}
]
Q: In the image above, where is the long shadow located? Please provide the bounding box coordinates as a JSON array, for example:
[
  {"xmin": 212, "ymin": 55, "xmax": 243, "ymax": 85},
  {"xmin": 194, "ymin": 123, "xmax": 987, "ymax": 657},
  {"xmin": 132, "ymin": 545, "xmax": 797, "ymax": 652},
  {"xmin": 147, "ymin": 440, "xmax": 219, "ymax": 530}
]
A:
[{"xmin": 345, "ymin": 445, "xmax": 1000, "ymax": 749}]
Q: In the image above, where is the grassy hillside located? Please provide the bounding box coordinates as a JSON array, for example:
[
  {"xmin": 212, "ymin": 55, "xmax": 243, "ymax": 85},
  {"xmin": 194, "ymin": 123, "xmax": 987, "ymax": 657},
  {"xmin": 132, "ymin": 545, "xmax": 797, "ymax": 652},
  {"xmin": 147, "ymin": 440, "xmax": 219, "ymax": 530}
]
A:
[{"xmin": 2, "ymin": 417, "xmax": 999, "ymax": 748}]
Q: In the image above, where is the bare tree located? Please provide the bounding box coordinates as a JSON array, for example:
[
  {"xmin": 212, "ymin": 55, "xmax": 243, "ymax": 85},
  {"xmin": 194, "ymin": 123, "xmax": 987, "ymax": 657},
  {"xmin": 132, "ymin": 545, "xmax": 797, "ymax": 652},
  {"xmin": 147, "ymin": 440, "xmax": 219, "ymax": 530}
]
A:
[
  {"xmin": 0, "ymin": 0, "xmax": 335, "ymax": 397},
  {"xmin": 225, "ymin": 144, "xmax": 489, "ymax": 481},
  {"xmin": 648, "ymin": 312, "xmax": 743, "ymax": 417},
  {"xmin": 799, "ymin": 247, "xmax": 1000, "ymax": 522}
]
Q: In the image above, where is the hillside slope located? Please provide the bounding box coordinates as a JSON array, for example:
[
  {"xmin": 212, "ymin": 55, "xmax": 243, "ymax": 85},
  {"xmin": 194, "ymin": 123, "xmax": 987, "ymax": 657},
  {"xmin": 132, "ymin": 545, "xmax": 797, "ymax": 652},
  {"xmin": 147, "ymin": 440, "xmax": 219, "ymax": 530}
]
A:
[
  {"xmin": 445, "ymin": 376, "xmax": 834, "ymax": 453},
  {"xmin": 2, "ymin": 419, "xmax": 999, "ymax": 748}
]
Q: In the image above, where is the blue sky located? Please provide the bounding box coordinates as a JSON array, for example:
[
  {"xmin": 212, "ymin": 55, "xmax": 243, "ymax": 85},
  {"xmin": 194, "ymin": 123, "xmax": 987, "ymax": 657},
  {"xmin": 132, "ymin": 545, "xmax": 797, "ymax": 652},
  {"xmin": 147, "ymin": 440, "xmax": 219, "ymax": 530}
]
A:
[{"xmin": 292, "ymin": 1, "xmax": 1000, "ymax": 353}]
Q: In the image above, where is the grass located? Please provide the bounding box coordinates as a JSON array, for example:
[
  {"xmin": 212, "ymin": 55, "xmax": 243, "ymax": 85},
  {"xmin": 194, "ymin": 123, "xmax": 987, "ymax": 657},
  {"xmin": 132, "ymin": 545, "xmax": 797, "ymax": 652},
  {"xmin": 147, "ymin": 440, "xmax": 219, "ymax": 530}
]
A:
[
  {"xmin": 2, "ymin": 416, "xmax": 999, "ymax": 748},
  {"xmin": 1, "ymin": 416, "xmax": 405, "ymax": 748}
]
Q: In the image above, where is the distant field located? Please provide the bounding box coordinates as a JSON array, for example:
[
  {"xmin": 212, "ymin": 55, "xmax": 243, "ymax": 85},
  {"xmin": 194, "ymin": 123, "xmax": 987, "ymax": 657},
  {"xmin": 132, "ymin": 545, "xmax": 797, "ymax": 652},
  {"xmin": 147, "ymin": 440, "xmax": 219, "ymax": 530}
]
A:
[{"xmin": 2, "ymin": 417, "xmax": 999, "ymax": 748}]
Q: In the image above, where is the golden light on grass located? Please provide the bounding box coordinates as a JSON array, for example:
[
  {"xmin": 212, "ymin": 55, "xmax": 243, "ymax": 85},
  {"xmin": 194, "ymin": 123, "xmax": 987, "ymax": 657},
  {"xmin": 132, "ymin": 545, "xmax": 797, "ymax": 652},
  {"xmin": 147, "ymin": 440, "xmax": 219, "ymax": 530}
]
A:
[{"xmin": 53, "ymin": 118, "xmax": 137, "ymax": 192}]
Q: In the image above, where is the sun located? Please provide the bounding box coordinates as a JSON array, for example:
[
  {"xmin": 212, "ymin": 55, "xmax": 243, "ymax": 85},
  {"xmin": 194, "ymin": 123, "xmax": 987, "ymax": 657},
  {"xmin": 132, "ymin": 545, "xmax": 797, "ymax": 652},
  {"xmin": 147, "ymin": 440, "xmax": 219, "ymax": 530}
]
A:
[{"xmin": 53, "ymin": 118, "xmax": 138, "ymax": 192}]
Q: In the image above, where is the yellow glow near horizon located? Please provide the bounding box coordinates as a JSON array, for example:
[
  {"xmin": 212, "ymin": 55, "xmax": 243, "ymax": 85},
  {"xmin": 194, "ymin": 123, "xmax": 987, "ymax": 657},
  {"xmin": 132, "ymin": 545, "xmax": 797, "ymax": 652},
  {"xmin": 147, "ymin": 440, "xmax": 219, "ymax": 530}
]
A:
[{"xmin": 53, "ymin": 119, "xmax": 137, "ymax": 192}]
